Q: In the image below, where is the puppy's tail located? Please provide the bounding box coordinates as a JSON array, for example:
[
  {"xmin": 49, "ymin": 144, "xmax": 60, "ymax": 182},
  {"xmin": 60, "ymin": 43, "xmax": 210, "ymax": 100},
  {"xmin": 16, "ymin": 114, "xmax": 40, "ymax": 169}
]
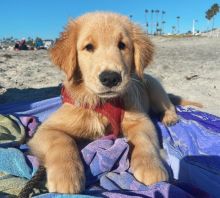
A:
[{"xmin": 168, "ymin": 93, "xmax": 203, "ymax": 108}]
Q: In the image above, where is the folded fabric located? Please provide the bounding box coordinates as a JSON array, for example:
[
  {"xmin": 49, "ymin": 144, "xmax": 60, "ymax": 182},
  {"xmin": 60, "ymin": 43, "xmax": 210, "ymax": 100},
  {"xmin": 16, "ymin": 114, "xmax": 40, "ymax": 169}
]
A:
[
  {"xmin": 0, "ymin": 114, "xmax": 25, "ymax": 147},
  {"xmin": 35, "ymin": 194, "xmax": 97, "ymax": 198},
  {"xmin": 19, "ymin": 116, "xmax": 39, "ymax": 137},
  {"xmin": 0, "ymin": 147, "xmax": 33, "ymax": 179},
  {"xmin": 0, "ymin": 171, "xmax": 28, "ymax": 197},
  {"xmin": 177, "ymin": 106, "xmax": 220, "ymax": 133},
  {"xmin": 0, "ymin": 96, "xmax": 219, "ymax": 197},
  {"xmin": 0, "ymin": 114, "xmax": 39, "ymax": 178},
  {"xmin": 33, "ymin": 137, "xmax": 209, "ymax": 197},
  {"xmin": 34, "ymin": 185, "xmax": 196, "ymax": 198},
  {"xmin": 0, "ymin": 96, "xmax": 62, "ymax": 123}
]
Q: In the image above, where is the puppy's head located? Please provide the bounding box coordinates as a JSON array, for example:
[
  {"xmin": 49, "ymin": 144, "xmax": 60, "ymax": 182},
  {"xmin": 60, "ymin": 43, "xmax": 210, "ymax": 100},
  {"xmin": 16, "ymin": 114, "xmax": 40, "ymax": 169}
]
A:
[{"xmin": 50, "ymin": 12, "xmax": 154, "ymax": 99}]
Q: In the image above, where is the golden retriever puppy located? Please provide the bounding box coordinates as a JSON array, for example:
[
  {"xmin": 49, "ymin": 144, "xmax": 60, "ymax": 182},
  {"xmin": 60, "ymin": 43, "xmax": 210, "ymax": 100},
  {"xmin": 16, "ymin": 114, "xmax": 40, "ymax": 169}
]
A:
[{"xmin": 29, "ymin": 12, "xmax": 180, "ymax": 194}]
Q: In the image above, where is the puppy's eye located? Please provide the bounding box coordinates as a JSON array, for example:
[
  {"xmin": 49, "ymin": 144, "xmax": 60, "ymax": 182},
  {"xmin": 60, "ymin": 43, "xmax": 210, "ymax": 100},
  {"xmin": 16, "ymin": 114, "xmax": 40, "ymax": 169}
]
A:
[
  {"xmin": 118, "ymin": 41, "xmax": 126, "ymax": 50},
  {"xmin": 84, "ymin": 44, "xmax": 94, "ymax": 52}
]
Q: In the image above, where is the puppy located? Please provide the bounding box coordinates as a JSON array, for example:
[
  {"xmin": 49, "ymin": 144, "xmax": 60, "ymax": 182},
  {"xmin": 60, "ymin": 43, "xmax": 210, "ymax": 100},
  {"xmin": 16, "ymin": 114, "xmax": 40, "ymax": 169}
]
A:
[{"xmin": 29, "ymin": 12, "xmax": 180, "ymax": 194}]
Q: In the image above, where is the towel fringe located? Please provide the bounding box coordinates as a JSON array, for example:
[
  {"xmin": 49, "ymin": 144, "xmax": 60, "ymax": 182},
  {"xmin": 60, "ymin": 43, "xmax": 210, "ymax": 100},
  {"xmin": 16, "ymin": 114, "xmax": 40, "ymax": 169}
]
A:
[{"xmin": 18, "ymin": 166, "xmax": 46, "ymax": 198}]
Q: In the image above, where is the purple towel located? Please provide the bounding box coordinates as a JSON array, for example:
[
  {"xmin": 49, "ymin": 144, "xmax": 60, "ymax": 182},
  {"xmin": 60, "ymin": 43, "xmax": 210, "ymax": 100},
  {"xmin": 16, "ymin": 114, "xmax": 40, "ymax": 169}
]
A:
[{"xmin": 0, "ymin": 96, "xmax": 219, "ymax": 197}]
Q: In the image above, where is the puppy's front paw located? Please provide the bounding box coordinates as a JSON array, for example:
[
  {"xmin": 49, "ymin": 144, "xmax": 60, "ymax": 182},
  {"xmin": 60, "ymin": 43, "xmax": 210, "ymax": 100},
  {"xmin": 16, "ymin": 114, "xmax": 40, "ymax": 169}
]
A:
[
  {"xmin": 162, "ymin": 110, "xmax": 179, "ymax": 126},
  {"xmin": 131, "ymin": 154, "xmax": 168, "ymax": 185},
  {"xmin": 47, "ymin": 161, "xmax": 85, "ymax": 194}
]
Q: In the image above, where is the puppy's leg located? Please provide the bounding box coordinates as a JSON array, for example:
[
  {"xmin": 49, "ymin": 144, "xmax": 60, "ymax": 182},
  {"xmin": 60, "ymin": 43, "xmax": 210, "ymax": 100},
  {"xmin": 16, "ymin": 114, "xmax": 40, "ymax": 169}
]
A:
[
  {"xmin": 143, "ymin": 74, "xmax": 178, "ymax": 125},
  {"xmin": 122, "ymin": 111, "xmax": 168, "ymax": 185},
  {"xmin": 28, "ymin": 127, "xmax": 85, "ymax": 194}
]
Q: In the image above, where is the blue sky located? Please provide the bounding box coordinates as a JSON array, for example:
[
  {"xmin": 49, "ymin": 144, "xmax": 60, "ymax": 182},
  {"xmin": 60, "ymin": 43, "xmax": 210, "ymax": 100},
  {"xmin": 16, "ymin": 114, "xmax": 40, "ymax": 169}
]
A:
[{"xmin": 0, "ymin": 0, "xmax": 219, "ymax": 39}]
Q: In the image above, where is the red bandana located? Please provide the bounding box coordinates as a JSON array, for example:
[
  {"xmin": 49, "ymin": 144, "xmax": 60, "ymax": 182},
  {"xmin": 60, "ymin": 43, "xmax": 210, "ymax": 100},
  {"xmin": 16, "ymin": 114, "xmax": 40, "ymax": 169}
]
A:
[{"xmin": 61, "ymin": 87, "xmax": 124, "ymax": 139}]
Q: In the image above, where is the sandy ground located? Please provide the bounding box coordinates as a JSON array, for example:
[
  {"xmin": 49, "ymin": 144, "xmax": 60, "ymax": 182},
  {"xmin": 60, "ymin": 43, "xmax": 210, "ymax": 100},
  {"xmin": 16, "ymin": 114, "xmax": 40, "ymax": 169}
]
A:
[{"xmin": 0, "ymin": 36, "xmax": 219, "ymax": 116}]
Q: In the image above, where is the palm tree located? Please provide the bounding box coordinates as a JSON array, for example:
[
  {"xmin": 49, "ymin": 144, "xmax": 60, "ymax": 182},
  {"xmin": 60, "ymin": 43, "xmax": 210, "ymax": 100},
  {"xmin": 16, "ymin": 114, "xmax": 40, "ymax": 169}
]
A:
[
  {"xmin": 172, "ymin": 26, "xmax": 176, "ymax": 34},
  {"xmin": 162, "ymin": 21, "xmax": 166, "ymax": 34},
  {"xmin": 161, "ymin": 11, "xmax": 166, "ymax": 20},
  {"xmin": 176, "ymin": 16, "xmax": 180, "ymax": 34},
  {"xmin": 155, "ymin": 10, "xmax": 160, "ymax": 34},
  {"xmin": 161, "ymin": 11, "xmax": 166, "ymax": 34},
  {"xmin": 151, "ymin": 10, "xmax": 154, "ymax": 34},
  {"xmin": 211, "ymin": 3, "xmax": 220, "ymax": 13},
  {"xmin": 145, "ymin": 9, "xmax": 149, "ymax": 33},
  {"xmin": 211, "ymin": 3, "xmax": 220, "ymax": 29},
  {"xmin": 205, "ymin": 3, "xmax": 220, "ymax": 30},
  {"xmin": 206, "ymin": 9, "xmax": 213, "ymax": 30}
]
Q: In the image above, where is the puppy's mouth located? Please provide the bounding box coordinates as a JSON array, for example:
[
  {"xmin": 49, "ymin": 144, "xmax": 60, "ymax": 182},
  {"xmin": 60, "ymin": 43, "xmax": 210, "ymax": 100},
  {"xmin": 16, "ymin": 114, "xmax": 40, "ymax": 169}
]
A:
[
  {"xmin": 97, "ymin": 91, "xmax": 119, "ymax": 98},
  {"xmin": 96, "ymin": 80, "xmax": 130, "ymax": 99}
]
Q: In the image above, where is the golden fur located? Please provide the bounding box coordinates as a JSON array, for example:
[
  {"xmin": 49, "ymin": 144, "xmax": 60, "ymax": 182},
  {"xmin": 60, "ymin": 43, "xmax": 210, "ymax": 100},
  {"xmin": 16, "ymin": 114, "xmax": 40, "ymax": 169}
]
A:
[{"xmin": 29, "ymin": 12, "xmax": 182, "ymax": 194}]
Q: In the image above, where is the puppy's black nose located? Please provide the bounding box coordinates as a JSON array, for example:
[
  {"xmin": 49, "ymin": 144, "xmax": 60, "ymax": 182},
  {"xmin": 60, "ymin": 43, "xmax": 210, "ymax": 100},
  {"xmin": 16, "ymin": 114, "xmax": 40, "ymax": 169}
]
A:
[{"xmin": 99, "ymin": 71, "xmax": 122, "ymax": 88}]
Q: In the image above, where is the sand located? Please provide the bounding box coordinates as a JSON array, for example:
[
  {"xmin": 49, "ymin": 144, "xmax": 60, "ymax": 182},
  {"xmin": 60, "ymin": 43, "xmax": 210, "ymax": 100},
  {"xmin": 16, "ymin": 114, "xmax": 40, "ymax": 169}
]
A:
[{"xmin": 0, "ymin": 36, "xmax": 219, "ymax": 116}]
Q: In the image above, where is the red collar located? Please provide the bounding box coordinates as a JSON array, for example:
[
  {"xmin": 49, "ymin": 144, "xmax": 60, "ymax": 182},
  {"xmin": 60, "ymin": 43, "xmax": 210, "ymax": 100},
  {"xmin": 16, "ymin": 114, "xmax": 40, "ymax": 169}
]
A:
[{"xmin": 61, "ymin": 86, "xmax": 124, "ymax": 139}]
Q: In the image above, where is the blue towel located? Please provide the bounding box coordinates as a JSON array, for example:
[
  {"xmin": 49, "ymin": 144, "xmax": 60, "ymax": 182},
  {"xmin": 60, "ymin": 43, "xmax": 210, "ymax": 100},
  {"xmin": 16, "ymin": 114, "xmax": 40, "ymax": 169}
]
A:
[{"xmin": 0, "ymin": 148, "xmax": 32, "ymax": 179}]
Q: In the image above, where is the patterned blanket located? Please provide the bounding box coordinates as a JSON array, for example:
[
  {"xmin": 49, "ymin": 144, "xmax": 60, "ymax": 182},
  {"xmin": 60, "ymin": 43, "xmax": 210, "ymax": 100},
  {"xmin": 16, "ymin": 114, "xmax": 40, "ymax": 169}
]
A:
[{"xmin": 0, "ymin": 96, "xmax": 219, "ymax": 197}]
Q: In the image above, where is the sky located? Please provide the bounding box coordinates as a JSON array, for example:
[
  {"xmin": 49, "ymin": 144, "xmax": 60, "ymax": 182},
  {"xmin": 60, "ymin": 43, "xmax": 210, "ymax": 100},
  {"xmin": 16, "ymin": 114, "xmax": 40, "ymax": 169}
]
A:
[{"xmin": 0, "ymin": 0, "xmax": 219, "ymax": 39}]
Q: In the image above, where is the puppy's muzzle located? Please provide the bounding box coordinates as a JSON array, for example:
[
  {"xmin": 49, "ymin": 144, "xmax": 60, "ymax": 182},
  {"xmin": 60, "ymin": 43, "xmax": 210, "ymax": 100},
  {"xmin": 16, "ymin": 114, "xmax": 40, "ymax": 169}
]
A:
[{"xmin": 99, "ymin": 70, "xmax": 122, "ymax": 88}]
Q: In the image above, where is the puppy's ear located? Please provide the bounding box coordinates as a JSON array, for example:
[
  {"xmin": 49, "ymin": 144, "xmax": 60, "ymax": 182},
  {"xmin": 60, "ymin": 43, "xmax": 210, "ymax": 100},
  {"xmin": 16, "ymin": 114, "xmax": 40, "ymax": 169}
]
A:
[
  {"xmin": 132, "ymin": 24, "xmax": 154, "ymax": 78},
  {"xmin": 50, "ymin": 21, "xmax": 77, "ymax": 81}
]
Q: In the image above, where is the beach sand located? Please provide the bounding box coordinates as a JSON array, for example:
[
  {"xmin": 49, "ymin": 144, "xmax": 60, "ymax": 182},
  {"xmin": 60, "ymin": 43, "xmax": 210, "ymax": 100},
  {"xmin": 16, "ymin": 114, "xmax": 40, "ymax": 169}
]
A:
[{"xmin": 0, "ymin": 36, "xmax": 219, "ymax": 116}]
